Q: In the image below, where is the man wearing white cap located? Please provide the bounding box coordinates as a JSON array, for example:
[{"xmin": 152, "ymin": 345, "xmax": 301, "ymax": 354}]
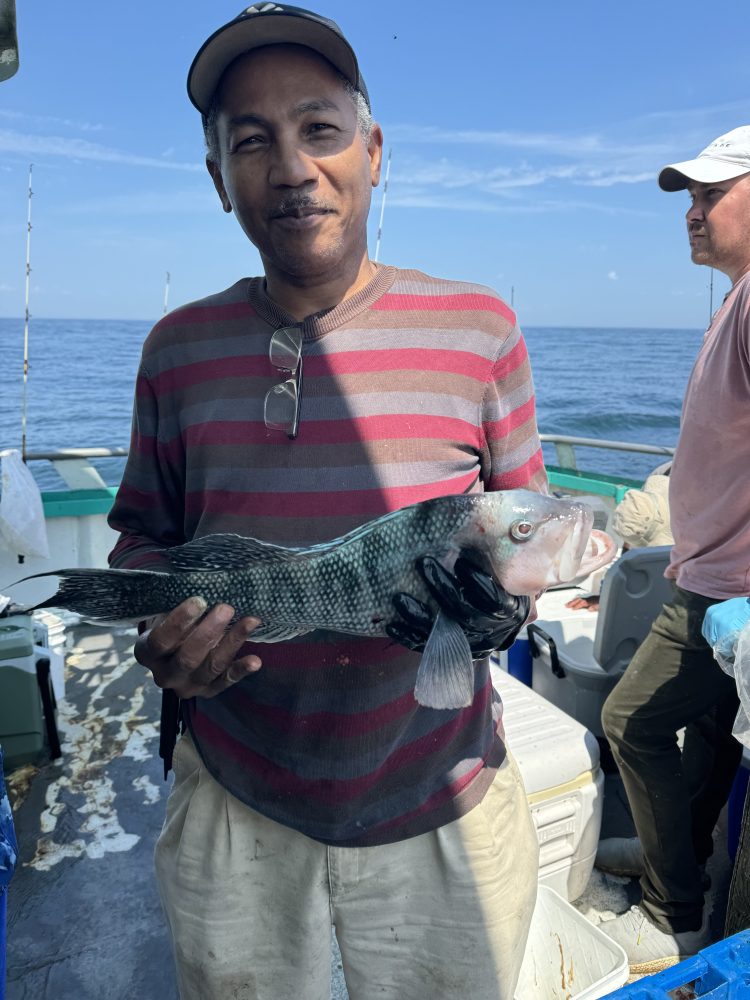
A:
[
  {"xmin": 600, "ymin": 127, "xmax": 750, "ymax": 973},
  {"xmin": 106, "ymin": 4, "xmax": 545, "ymax": 999}
]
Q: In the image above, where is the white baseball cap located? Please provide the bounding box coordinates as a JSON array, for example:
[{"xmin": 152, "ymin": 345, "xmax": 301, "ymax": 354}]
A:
[{"xmin": 658, "ymin": 126, "xmax": 750, "ymax": 191}]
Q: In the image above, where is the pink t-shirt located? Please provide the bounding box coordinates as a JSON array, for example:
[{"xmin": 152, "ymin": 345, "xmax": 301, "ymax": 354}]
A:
[{"xmin": 667, "ymin": 270, "xmax": 750, "ymax": 598}]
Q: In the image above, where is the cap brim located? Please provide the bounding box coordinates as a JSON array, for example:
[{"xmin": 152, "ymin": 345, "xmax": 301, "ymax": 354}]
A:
[
  {"xmin": 658, "ymin": 157, "xmax": 750, "ymax": 191},
  {"xmin": 188, "ymin": 15, "xmax": 361, "ymax": 114}
]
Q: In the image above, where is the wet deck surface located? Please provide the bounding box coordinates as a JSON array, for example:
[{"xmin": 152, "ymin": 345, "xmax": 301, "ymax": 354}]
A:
[{"xmin": 3, "ymin": 625, "xmax": 733, "ymax": 998}]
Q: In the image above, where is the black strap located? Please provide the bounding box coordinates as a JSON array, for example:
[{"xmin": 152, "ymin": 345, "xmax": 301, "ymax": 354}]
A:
[{"xmin": 159, "ymin": 689, "xmax": 182, "ymax": 780}]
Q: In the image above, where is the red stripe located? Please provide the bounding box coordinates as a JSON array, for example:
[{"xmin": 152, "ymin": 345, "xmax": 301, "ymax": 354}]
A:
[
  {"xmin": 491, "ymin": 338, "xmax": 528, "ymax": 381},
  {"xmin": 108, "ymin": 535, "xmax": 171, "ymax": 570},
  {"xmin": 142, "ymin": 356, "xmax": 268, "ymax": 396},
  {"xmin": 157, "ymin": 301, "xmax": 257, "ymax": 328},
  {"xmin": 305, "ymin": 348, "xmax": 491, "ymax": 380},
  {"xmin": 368, "ymin": 760, "xmax": 485, "ymax": 837},
  {"xmin": 112, "ymin": 482, "xmax": 163, "ymax": 510},
  {"xmin": 191, "ymin": 682, "xmax": 490, "ymax": 806},
  {"xmin": 489, "ymin": 448, "xmax": 545, "ymax": 490},
  {"xmin": 185, "ymin": 470, "xmax": 479, "ymax": 519},
  {"xmin": 142, "ymin": 347, "xmax": 499, "ymax": 398},
  {"xmin": 373, "ymin": 292, "xmax": 516, "ymax": 326}
]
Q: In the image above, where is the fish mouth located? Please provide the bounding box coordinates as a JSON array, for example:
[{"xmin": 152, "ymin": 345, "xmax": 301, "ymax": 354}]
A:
[
  {"xmin": 548, "ymin": 509, "xmax": 616, "ymax": 585},
  {"xmin": 574, "ymin": 528, "xmax": 617, "ymax": 578},
  {"xmin": 556, "ymin": 509, "xmax": 593, "ymax": 582}
]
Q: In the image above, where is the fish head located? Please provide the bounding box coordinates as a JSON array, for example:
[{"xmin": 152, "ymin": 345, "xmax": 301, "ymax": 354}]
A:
[{"xmin": 460, "ymin": 491, "xmax": 617, "ymax": 596}]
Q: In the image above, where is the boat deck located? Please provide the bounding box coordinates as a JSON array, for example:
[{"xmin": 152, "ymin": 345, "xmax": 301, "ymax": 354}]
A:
[{"xmin": 3, "ymin": 624, "xmax": 733, "ymax": 998}]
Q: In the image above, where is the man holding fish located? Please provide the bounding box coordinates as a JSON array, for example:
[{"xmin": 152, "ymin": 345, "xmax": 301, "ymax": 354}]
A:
[{"xmin": 96, "ymin": 6, "xmax": 607, "ymax": 998}]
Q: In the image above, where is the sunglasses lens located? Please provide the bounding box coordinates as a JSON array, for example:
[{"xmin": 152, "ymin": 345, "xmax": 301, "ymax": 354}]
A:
[
  {"xmin": 269, "ymin": 326, "xmax": 302, "ymax": 372},
  {"xmin": 264, "ymin": 377, "xmax": 299, "ymax": 436}
]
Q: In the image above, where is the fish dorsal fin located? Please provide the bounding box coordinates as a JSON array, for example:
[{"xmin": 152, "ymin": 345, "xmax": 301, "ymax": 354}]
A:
[
  {"xmin": 413, "ymin": 611, "xmax": 475, "ymax": 710},
  {"xmin": 165, "ymin": 533, "xmax": 302, "ymax": 572},
  {"xmin": 299, "ymin": 505, "xmax": 418, "ymax": 557}
]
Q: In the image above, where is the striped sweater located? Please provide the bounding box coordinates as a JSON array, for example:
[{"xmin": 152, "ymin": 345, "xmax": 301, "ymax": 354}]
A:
[{"xmin": 108, "ymin": 265, "xmax": 547, "ymax": 845}]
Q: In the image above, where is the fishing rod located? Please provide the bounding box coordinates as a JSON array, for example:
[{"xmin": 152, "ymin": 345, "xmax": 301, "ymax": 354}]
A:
[
  {"xmin": 709, "ymin": 268, "xmax": 714, "ymax": 324},
  {"xmin": 21, "ymin": 162, "xmax": 33, "ymax": 461},
  {"xmin": 163, "ymin": 270, "xmax": 171, "ymax": 316},
  {"xmin": 373, "ymin": 147, "xmax": 392, "ymax": 263}
]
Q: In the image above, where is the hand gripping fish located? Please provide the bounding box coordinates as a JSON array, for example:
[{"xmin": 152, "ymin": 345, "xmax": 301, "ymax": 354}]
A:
[{"xmin": 17, "ymin": 489, "xmax": 615, "ymax": 710}]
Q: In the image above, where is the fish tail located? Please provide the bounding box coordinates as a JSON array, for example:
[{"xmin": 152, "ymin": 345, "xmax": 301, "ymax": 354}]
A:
[{"xmin": 26, "ymin": 568, "xmax": 168, "ymax": 622}]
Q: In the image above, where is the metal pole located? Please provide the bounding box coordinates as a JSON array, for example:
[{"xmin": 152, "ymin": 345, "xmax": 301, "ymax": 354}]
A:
[
  {"xmin": 374, "ymin": 148, "xmax": 392, "ymax": 263},
  {"xmin": 163, "ymin": 271, "xmax": 171, "ymax": 315},
  {"xmin": 21, "ymin": 163, "xmax": 33, "ymax": 460}
]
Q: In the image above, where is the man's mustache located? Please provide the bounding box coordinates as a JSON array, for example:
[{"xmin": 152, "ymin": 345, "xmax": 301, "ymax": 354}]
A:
[{"xmin": 271, "ymin": 197, "xmax": 335, "ymax": 219}]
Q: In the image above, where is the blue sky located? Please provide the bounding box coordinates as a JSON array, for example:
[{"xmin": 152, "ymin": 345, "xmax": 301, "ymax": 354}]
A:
[{"xmin": 1, "ymin": 0, "xmax": 747, "ymax": 327}]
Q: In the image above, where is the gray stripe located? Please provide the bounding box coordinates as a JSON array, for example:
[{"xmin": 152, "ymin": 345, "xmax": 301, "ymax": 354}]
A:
[
  {"xmin": 490, "ymin": 434, "xmax": 542, "ymax": 475},
  {"xmin": 187, "ymin": 461, "xmax": 479, "ymax": 494},
  {"xmin": 483, "ymin": 381, "xmax": 535, "ymax": 422},
  {"xmin": 389, "ymin": 273, "xmax": 507, "ymax": 300}
]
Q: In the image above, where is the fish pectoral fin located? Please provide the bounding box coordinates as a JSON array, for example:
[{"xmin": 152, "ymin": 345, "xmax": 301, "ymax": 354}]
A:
[
  {"xmin": 413, "ymin": 611, "xmax": 475, "ymax": 710},
  {"xmin": 166, "ymin": 533, "xmax": 301, "ymax": 572},
  {"xmin": 249, "ymin": 623, "xmax": 310, "ymax": 643}
]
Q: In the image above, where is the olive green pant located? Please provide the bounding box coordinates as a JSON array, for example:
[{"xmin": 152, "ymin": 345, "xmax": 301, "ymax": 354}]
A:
[{"xmin": 602, "ymin": 583, "xmax": 742, "ymax": 934}]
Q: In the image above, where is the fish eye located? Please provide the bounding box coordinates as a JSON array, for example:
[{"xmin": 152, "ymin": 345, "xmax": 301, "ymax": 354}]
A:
[{"xmin": 510, "ymin": 519, "xmax": 535, "ymax": 541}]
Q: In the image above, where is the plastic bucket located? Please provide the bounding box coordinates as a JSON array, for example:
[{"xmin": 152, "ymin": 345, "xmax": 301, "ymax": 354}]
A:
[{"xmin": 507, "ymin": 628, "xmax": 532, "ymax": 686}]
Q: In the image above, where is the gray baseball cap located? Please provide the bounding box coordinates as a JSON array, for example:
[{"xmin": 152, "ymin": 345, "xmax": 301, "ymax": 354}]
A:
[
  {"xmin": 187, "ymin": 3, "xmax": 370, "ymax": 115},
  {"xmin": 658, "ymin": 126, "xmax": 750, "ymax": 191}
]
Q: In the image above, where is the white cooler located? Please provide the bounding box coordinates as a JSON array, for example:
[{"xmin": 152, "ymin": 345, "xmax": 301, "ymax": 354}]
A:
[{"xmin": 493, "ymin": 667, "xmax": 603, "ymax": 902}]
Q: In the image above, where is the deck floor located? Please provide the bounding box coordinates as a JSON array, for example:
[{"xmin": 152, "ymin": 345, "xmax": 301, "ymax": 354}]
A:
[{"xmin": 3, "ymin": 625, "xmax": 732, "ymax": 998}]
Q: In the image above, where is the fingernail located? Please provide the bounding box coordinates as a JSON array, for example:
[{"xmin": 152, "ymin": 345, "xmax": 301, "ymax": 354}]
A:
[
  {"xmin": 188, "ymin": 596, "xmax": 208, "ymax": 617},
  {"xmin": 244, "ymin": 617, "xmax": 261, "ymax": 635}
]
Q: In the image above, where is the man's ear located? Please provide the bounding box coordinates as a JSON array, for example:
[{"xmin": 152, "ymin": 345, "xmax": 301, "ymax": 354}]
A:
[
  {"xmin": 207, "ymin": 157, "xmax": 232, "ymax": 214},
  {"xmin": 368, "ymin": 124, "xmax": 384, "ymax": 188}
]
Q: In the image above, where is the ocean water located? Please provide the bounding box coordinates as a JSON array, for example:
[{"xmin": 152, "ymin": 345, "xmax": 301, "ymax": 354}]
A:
[{"xmin": 0, "ymin": 317, "xmax": 704, "ymax": 490}]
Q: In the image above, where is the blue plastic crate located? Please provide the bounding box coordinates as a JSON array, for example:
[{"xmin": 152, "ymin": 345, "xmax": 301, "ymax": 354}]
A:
[{"xmin": 603, "ymin": 930, "xmax": 750, "ymax": 998}]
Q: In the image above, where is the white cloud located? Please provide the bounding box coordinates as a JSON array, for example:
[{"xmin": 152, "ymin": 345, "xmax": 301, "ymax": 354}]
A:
[
  {"xmin": 0, "ymin": 129, "xmax": 203, "ymax": 172},
  {"xmin": 608, "ymin": 271, "xmax": 618, "ymax": 280},
  {"xmin": 0, "ymin": 109, "xmax": 104, "ymax": 132}
]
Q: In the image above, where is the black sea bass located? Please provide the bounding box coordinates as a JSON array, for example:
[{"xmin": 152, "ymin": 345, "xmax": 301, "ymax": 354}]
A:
[{"xmin": 19, "ymin": 489, "xmax": 615, "ymax": 710}]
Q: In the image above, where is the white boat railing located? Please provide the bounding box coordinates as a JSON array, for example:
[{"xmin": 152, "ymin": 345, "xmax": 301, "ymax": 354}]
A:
[
  {"xmin": 23, "ymin": 448, "xmax": 128, "ymax": 491},
  {"xmin": 539, "ymin": 434, "xmax": 674, "ymax": 472}
]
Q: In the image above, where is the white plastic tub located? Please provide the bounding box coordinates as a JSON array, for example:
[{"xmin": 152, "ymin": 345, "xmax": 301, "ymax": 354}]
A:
[{"xmin": 515, "ymin": 885, "xmax": 628, "ymax": 999}]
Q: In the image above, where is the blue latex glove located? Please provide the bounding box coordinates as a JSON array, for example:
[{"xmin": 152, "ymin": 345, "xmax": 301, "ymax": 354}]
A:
[{"xmin": 702, "ymin": 597, "xmax": 750, "ymax": 650}]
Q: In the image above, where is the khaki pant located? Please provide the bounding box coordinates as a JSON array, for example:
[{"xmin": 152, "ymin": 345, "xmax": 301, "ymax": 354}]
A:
[{"xmin": 155, "ymin": 734, "xmax": 538, "ymax": 1000}]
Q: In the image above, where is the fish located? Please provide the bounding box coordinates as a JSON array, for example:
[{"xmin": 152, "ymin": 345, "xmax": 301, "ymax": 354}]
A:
[{"xmin": 15, "ymin": 489, "xmax": 616, "ymax": 710}]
